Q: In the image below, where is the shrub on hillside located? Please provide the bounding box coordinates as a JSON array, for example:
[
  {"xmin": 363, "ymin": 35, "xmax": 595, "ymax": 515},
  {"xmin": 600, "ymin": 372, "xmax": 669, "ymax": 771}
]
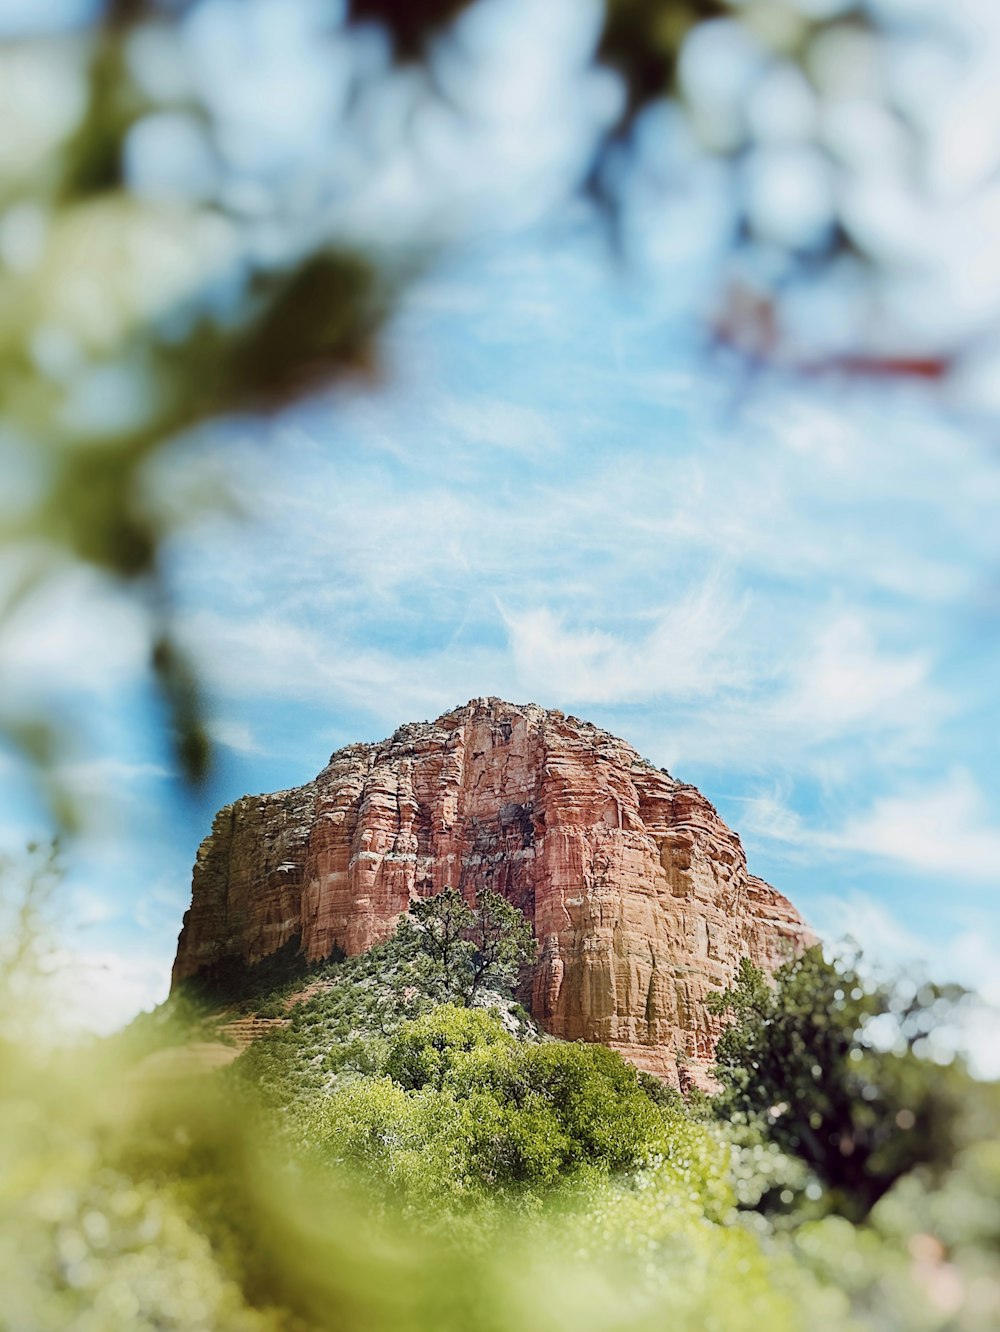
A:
[{"xmin": 306, "ymin": 1006, "xmax": 674, "ymax": 1203}]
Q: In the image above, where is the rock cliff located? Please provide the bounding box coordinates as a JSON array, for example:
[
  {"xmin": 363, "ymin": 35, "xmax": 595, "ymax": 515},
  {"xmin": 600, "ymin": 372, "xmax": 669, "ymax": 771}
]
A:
[{"xmin": 172, "ymin": 698, "xmax": 809, "ymax": 1082}]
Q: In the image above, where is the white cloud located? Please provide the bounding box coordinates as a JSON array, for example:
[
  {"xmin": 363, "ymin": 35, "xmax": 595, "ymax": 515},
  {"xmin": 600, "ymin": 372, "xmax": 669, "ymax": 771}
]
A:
[
  {"xmin": 777, "ymin": 613, "xmax": 940, "ymax": 742},
  {"xmin": 642, "ymin": 606, "xmax": 947, "ymax": 776},
  {"xmin": 502, "ymin": 579, "xmax": 748, "ymax": 704},
  {"xmin": 741, "ymin": 770, "xmax": 1000, "ymax": 888},
  {"xmin": 739, "ymin": 785, "xmax": 812, "ymax": 848},
  {"xmin": 172, "ymin": 403, "xmax": 966, "ymax": 782},
  {"xmin": 47, "ymin": 942, "xmax": 173, "ymax": 1038},
  {"xmin": 835, "ymin": 770, "xmax": 1000, "ymax": 885},
  {"xmin": 657, "ymin": 396, "xmax": 999, "ymax": 607},
  {"xmin": 207, "ymin": 717, "xmax": 264, "ymax": 756},
  {"xmin": 181, "ymin": 608, "xmax": 514, "ymax": 726},
  {"xmin": 435, "ymin": 396, "xmax": 564, "ymax": 458}
]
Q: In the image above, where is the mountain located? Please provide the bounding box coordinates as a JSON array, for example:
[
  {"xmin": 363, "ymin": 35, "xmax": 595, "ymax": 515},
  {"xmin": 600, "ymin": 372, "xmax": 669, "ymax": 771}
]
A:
[{"xmin": 172, "ymin": 697, "xmax": 808, "ymax": 1083}]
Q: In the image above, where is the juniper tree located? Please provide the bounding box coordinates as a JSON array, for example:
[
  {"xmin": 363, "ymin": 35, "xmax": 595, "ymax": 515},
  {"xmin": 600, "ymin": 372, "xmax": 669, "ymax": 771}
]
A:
[{"xmin": 395, "ymin": 888, "xmax": 536, "ymax": 1006}]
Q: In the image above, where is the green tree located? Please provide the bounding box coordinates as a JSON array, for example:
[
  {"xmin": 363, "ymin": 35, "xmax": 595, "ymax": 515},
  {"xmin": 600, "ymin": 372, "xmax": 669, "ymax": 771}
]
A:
[
  {"xmin": 395, "ymin": 888, "xmax": 536, "ymax": 1006},
  {"xmin": 318, "ymin": 1005, "xmax": 674, "ymax": 1199},
  {"xmin": 397, "ymin": 889, "xmax": 475, "ymax": 1000},
  {"xmin": 709, "ymin": 948, "xmax": 966, "ymax": 1221},
  {"xmin": 384, "ymin": 1005, "xmax": 514, "ymax": 1093},
  {"xmin": 467, "ymin": 889, "xmax": 537, "ymax": 1001}
]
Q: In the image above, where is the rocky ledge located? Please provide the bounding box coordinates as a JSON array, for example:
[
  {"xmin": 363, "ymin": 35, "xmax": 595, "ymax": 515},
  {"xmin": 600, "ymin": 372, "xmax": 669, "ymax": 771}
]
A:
[{"xmin": 172, "ymin": 698, "xmax": 809, "ymax": 1083}]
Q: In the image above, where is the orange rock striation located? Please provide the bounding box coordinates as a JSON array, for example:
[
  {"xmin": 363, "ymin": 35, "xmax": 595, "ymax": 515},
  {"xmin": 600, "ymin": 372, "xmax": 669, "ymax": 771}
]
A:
[{"xmin": 172, "ymin": 698, "xmax": 809, "ymax": 1083}]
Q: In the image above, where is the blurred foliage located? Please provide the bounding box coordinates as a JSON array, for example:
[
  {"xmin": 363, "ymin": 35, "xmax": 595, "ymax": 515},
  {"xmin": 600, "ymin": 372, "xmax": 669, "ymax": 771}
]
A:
[
  {"xmin": 0, "ymin": 0, "xmax": 984, "ymax": 819},
  {"xmin": 2, "ymin": 848, "xmax": 999, "ymax": 1332},
  {"xmin": 347, "ymin": 0, "xmax": 477, "ymax": 59},
  {"xmin": 0, "ymin": 3, "xmax": 389, "ymax": 808},
  {"xmin": 710, "ymin": 948, "xmax": 969, "ymax": 1221},
  {"xmin": 599, "ymin": 0, "xmax": 727, "ymax": 131},
  {"xmin": 0, "ymin": 839, "xmax": 62, "ymax": 1040},
  {"xmin": 0, "ymin": 1037, "xmax": 806, "ymax": 1332}
]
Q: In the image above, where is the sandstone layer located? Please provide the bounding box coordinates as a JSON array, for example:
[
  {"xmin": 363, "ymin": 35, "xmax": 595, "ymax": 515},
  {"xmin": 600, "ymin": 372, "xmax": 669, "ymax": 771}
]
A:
[{"xmin": 172, "ymin": 698, "xmax": 809, "ymax": 1083}]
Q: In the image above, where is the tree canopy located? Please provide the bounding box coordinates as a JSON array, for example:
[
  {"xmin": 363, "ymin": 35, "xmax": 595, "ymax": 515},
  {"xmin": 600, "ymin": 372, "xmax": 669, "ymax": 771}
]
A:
[
  {"xmin": 710, "ymin": 947, "xmax": 969, "ymax": 1221},
  {"xmin": 394, "ymin": 887, "xmax": 537, "ymax": 1006}
]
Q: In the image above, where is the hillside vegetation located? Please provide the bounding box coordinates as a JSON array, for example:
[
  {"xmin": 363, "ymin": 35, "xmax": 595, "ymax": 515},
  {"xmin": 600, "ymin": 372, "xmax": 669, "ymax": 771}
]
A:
[{"xmin": 3, "ymin": 886, "xmax": 999, "ymax": 1332}]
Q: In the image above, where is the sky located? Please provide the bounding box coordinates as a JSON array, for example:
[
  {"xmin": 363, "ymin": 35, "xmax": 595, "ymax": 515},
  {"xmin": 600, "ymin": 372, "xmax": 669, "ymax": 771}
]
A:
[
  {"xmin": 2, "ymin": 0, "xmax": 1000, "ymax": 1066},
  {"xmin": 7, "ymin": 219, "xmax": 1000, "ymax": 1061}
]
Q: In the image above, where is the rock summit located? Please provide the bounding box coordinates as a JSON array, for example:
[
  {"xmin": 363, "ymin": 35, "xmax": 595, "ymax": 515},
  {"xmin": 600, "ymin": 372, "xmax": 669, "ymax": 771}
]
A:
[{"xmin": 173, "ymin": 698, "xmax": 808, "ymax": 1083}]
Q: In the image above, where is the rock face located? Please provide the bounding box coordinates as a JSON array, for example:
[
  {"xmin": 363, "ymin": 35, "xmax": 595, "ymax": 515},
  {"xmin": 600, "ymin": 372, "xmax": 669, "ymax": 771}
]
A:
[{"xmin": 172, "ymin": 698, "xmax": 809, "ymax": 1083}]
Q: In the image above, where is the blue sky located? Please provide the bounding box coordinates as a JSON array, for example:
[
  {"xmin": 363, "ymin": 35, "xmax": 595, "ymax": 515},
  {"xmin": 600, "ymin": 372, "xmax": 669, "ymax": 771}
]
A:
[
  {"xmin": 5, "ymin": 218, "xmax": 998, "ymax": 1054},
  {"xmin": 2, "ymin": 0, "xmax": 1000, "ymax": 1061}
]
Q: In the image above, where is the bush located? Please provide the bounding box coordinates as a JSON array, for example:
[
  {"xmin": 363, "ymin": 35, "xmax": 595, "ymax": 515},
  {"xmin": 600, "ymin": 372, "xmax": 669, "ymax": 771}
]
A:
[
  {"xmin": 309, "ymin": 1007, "xmax": 675, "ymax": 1204},
  {"xmin": 384, "ymin": 1006, "xmax": 515, "ymax": 1090},
  {"xmin": 179, "ymin": 934, "xmax": 345, "ymax": 1012}
]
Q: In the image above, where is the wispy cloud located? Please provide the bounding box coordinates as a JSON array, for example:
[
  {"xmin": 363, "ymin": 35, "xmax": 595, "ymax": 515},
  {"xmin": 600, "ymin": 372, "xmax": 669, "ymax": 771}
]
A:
[
  {"xmin": 835, "ymin": 771, "xmax": 1000, "ymax": 886},
  {"xmin": 181, "ymin": 608, "xmax": 510, "ymax": 723},
  {"xmin": 502, "ymin": 578, "xmax": 748, "ymax": 703},
  {"xmin": 436, "ymin": 396, "xmax": 564, "ymax": 458},
  {"xmin": 636, "ymin": 608, "xmax": 947, "ymax": 778},
  {"xmin": 739, "ymin": 785, "xmax": 812, "ymax": 849},
  {"xmin": 207, "ymin": 717, "xmax": 265, "ymax": 756},
  {"xmin": 769, "ymin": 613, "xmax": 945, "ymax": 755},
  {"xmin": 742, "ymin": 770, "xmax": 1000, "ymax": 889}
]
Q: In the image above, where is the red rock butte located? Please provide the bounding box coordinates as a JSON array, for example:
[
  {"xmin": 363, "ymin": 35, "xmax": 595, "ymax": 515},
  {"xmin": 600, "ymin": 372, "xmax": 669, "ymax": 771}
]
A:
[{"xmin": 172, "ymin": 698, "xmax": 809, "ymax": 1083}]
